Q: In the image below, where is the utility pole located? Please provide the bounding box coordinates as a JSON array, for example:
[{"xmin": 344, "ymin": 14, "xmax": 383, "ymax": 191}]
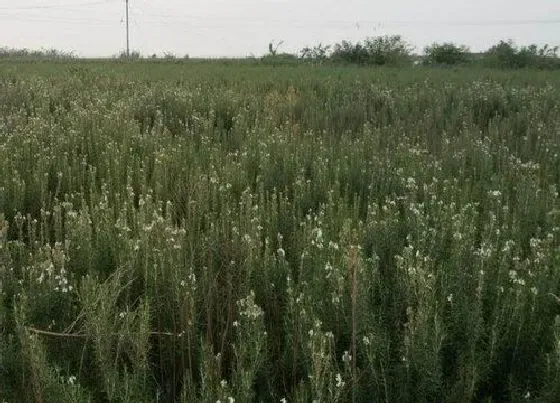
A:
[{"xmin": 125, "ymin": 0, "xmax": 130, "ymax": 56}]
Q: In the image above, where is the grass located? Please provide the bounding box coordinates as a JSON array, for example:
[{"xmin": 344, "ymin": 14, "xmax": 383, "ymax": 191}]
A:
[{"xmin": 1, "ymin": 60, "xmax": 560, "ymax": 402}]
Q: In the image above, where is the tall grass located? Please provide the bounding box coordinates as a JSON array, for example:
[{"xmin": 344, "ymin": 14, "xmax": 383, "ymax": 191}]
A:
[{"xmin": 1, "ymin": 62, "xmax": 560, "ymax": 402}]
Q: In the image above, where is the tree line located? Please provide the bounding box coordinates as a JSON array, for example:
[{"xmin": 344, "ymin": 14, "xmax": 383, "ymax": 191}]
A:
[
  {"xmin": 267, "ymin": 36, "xmax": 560, "ymax": 69},
  {"xmin": 2, "ymin": 36, "xmax": 559, "ymax": 69}
]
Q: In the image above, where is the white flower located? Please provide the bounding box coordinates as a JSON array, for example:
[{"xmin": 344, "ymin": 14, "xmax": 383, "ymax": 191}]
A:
[
  {"xmin": 328, "ymin": 241, "xmax": 339, "ymax": 250},
  {"xmin": 406, "ymin": 177, "xmax": 416, "ymax": 190},
  {"xmin": 447, "ymin": 294, "xmax": 453, "ymax": 303},
  {"xmin": 335, "ymin": 373, "xmax": 345, "ymax": 388},
  {"xmin": 311, "ymin": 228, "xmax": 323, "ymax": 243},
  {"xmin": 237, "ymin": 291, "xmax": 264, "ymax": 320},
  {"xmin": 342, "ymin": 351, "xmax": 352, "ymax": 363},
  {"xmin": 68, "ymin": 375, "xmax": 77, "ymax": 385}
]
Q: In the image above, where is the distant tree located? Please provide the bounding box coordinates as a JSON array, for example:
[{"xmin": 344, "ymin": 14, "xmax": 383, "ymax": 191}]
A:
[
  {"xmin": 118, "ymin": 50, "xmax": 141, "ymax": 59},
  {"xmin": 424, "ymin": 42, "xmax": 470, "ymax": 65},
  {"xmin": 0, "ymin": 47, "xmax": 74, "ymax": 60},
  {"xmin": 263, "ymin": 41, "xmax": 297, "ymax": 65},
  {"xmin": 363, "ymin": 35, "xmax": 413, "ymax": 65},
  {"xmin": 300, "ymin": 43, "xmax": 331, "ymax": 63},
  {"xmin": 331, "ymin": 40, "xmax": 369, "ymax": 64},
  {"xmin": 163, "ymin": 52, "xmax": 176, "ymax": 60},
  {"xmin": 538, "ymin": 43, "xmax": 559, "ymax": 58},
  {"xmin": 330, "ymin": 35, "xmax": 412, "ymax": 66},
  {"xmin": 484, "ymin": 40, "xmax": 520, "ymax": 68},
  {"xmin": 268, "ymin": 40, "xmax": 284, "ymax": 57},
  {"xmin": 484, "ymin": 40, "xmax": 560, "ymax": 69}
]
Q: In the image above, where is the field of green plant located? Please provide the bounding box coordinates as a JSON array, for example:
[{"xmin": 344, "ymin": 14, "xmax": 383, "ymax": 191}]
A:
[{"xmin": 1, "ymin": 61, "xmax": 560, "ymax": 402}]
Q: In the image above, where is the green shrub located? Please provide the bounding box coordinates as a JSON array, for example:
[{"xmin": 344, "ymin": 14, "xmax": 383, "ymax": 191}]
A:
[
  {"xmin": 483, "ymin": 40, "xmax": 560, "ymax": 69},
  {"xmin": 330, "ymin": 35, "xmax": 413, "ymax": 66},
  {"xmin": 424, "ymin": 42, "xmax": 470, "ymax": 65}
]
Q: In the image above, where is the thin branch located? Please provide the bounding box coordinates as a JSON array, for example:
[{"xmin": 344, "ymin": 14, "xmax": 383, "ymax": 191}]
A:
[
  {"xmin": 27, "ymin": 327, "xmax": 86, "ymax": 338},
  {"xmin": 26, "ymin": 326, "xmax": 180, "ymax": 339}
]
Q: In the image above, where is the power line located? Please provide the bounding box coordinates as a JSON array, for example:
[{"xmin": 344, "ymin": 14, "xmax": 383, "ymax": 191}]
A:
[
  {"xmin": 106, "ymin": 14, "xmax": 560, "ymax": 29},
  {"xmin": 0, "ymin": 15, "xmax": 118, "ymax": 26},
  {"xmin": 125, "ymin": 2, "xmax": 560, "ymax": 28},
  {"xmin": 0, "ymin": 1, "xmax": 112, "ymax": 11},
  {"xmin": 1, "ymin": 14, "xmax": 558, "ymax": 30},
  {"xmin": 1, "ymin": 1, "xmax": 559, "ymax": 28}
]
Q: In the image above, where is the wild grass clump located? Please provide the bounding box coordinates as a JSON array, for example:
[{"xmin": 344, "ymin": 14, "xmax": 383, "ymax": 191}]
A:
[{"xmin": 1, "ymin": 62, "xmax": 560, "ymax": 402}]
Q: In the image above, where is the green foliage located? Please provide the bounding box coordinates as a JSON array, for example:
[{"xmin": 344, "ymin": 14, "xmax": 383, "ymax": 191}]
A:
[
  {"xmin": 261, "ymin": 53, "xmax": 299, "ymax": 66},
  {"xmin": 118, "ymin": 50, "xmax": 142, "ymax": 60},
  {"xmin": 424, "ymin": 42, "xmax": 470, "ymax": 65},
  {"xmin": 0, "ymin": 47, "xmax": 75, "ymax": 60},
  {"xmin": 483, "ymin": 40, "xmax": 560, "ymax": 69},
  {"xmin": 300, "ymin": 44, "xmax": 332, "ymax": 63},
  {"xmin": 261, "ymin": 40, "xmax": 300, "ymax": 66},
  {"xmin": 1, "ymin": 61, "xmax": 560, "ymax": 402},
  {"xmin": 330, "ymin": 35, "xmax": 413, "ymax": 66}
]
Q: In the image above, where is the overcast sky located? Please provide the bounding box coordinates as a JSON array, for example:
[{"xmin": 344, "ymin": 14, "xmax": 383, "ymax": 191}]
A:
[{"xmin": 1, "ymin": 0, "xmax": 559, "ymax": 57}]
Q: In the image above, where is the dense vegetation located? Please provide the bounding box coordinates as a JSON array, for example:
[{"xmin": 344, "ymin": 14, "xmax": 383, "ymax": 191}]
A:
[
  {"xmin": 3, "ymin": 35, "xmax": 560, "ymax": 69},
  {"xmin": 1, "ymin": 61, "xmax": 560, "ymax": 402},
  {"xmin": 276, "ymin": 36, "xmax": 559, "ymax": 69}
]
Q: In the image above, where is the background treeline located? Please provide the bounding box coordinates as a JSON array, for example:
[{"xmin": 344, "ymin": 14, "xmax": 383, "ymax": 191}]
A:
[
  {"xmin": 293, "ymin": 36, "xmax": 560, "ymax": 69},
  {"xmin": 0, "ymin": 47, "xmax": 75, "ymax": 60},
  {"xmin": 1, "ymin": 35, "xmax": 559, "ymax": 69}
]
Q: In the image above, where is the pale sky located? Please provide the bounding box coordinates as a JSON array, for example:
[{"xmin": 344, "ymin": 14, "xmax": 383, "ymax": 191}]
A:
[{"xmin": 0, "ymin": 0, "xmax": 559, "ymax": 57}]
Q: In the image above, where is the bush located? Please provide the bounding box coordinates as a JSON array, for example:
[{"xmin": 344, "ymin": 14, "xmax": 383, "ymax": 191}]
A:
[
  {"xmin": 300, "ymin": 44, "xmax": 332, "ymax": 63},
  {"xmin": 330, "ymin": 35, "xmax": 413, "ymax": 66},
  {"xmin": 331, "ymin": 40, "xmax": 370, "ymax": 64},
  {"xmin": 0, "ymin": 47, "xmax": 75, "ymax": 60},
  {"xmin": 118, "ymin": 50, "xmax": 141, "ymax": 60},
  {"xmin": 483, "ymin": 40, "xmax": 560, "ymax": 69},
  {"xmin": 363, "ymin": 35, "xmax": 413, "ymax": 65},
  {"xmin": 424, "ymin": 42, "xmax": 470, "ymax": 65}
]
